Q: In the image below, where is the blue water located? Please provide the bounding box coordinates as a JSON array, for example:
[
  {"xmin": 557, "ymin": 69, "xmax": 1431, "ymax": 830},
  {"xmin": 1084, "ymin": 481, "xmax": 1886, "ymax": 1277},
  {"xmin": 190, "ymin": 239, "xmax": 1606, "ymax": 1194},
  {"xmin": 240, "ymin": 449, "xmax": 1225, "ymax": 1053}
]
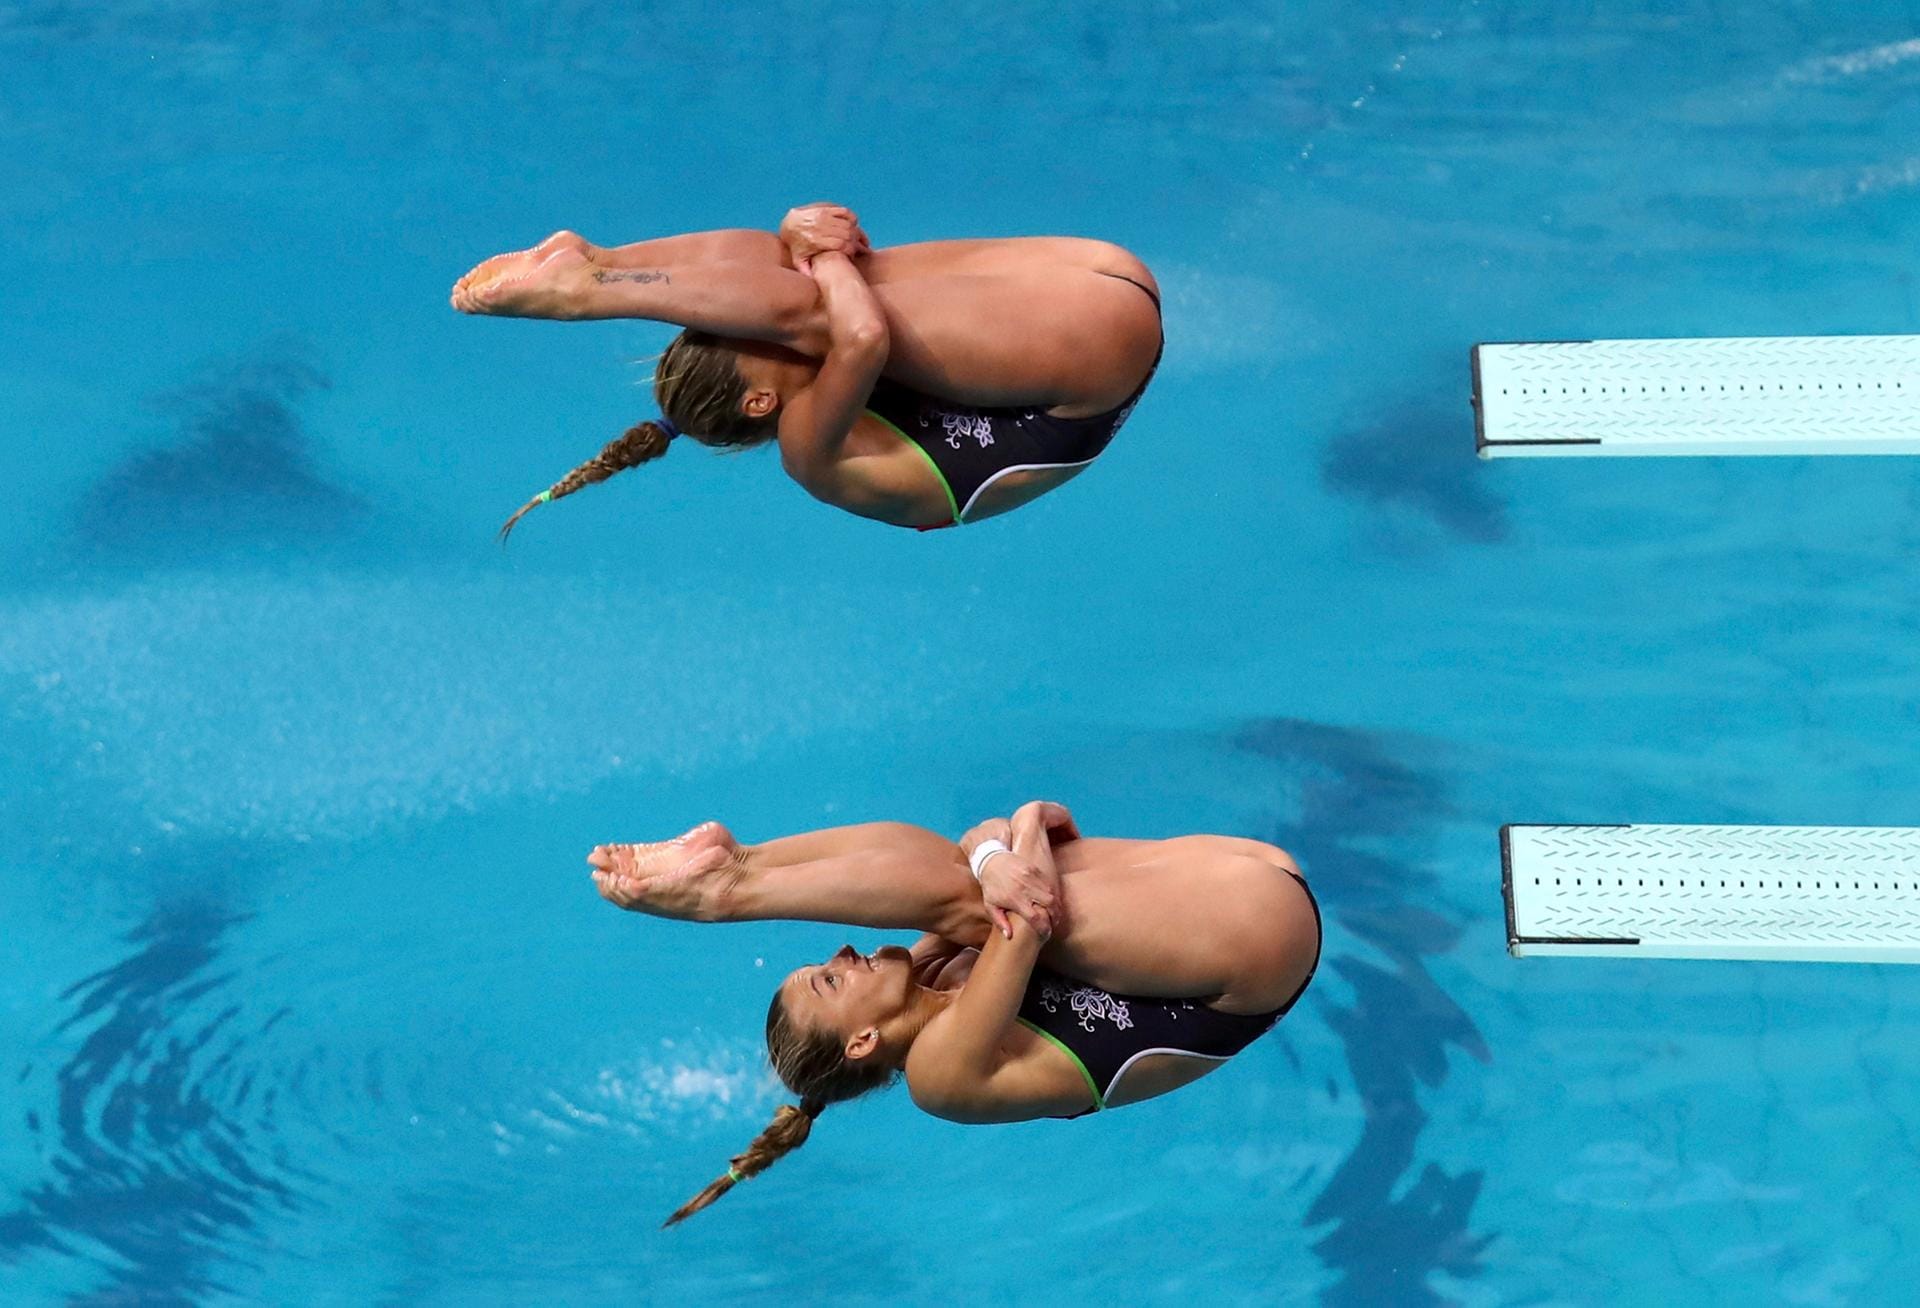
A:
[{"xmin": 5, "ymin": 2, "xmax": 1920, "ymax": 1303}]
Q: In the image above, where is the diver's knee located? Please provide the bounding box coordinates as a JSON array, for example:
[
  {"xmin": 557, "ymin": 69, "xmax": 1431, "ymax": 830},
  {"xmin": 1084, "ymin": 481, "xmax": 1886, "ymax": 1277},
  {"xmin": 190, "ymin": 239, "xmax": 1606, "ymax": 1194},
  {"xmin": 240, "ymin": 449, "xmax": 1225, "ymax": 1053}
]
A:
[{"xmin": 769, "ymin": 286, "xmax": 831, "ymax": 355}]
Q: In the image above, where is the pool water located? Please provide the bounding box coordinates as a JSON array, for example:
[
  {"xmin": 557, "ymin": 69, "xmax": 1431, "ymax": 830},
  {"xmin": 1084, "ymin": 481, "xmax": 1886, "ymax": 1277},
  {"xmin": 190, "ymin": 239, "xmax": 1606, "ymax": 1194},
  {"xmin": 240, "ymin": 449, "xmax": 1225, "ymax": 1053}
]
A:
[{"xmin": 5, "ymin": 1, "xmax": 1920, "ymax": 1303}]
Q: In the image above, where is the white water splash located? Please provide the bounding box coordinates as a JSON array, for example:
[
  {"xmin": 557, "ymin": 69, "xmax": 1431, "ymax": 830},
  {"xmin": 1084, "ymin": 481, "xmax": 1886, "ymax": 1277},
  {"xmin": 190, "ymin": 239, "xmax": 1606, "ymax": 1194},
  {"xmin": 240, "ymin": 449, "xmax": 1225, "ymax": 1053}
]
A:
[
  {"xmin": 1832, "ymin": 155, "xmax": 1920, "ymax": 202},
  {"xmin": 1781, "ymin": 38, "xmax": 1920, "ymax": 85},
  {"xmin": 557, "ymin": 1041, "xmax": 778, "ymax": 1137}
]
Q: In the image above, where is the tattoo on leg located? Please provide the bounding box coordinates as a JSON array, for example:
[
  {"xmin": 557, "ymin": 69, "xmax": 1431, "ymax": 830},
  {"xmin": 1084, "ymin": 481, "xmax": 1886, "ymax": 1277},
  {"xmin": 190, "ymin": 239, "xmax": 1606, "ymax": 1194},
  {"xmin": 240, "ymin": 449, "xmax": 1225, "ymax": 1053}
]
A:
[{"xmin": 591, "ymin": 268, "xmax": 671, "ymax": 285}]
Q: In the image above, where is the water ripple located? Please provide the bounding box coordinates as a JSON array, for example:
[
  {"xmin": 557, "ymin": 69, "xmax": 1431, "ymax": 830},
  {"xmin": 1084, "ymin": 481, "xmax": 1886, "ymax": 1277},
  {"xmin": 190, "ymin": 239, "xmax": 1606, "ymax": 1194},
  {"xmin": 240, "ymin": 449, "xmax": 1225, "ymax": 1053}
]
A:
[
  {"xmin": 2, "ymin": 901, "xmax": 311, "ymax": 1303},
  {"xmin": 1236, "ymin": 717, "xmax": 1493, "ymax": 1306}
]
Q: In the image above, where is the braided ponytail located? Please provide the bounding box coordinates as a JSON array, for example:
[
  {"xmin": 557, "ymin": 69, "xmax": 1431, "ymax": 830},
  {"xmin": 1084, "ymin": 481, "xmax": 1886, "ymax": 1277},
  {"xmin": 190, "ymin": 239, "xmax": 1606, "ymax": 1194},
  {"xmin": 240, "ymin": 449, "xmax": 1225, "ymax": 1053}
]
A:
[
  {"xmin": 662, "ymin": 1095, "xmax": 825, "ymax": 1227},
  {"xmin": 662, "ymin": 986, "xmax": 901, "ymax": 1226},
  {"xmin": 496, "ymin": 421, "xmax": 673, "ymax": 542},
  {"xmin": 497, "ymin": 328, "xmax": 786, "ymax": 542}
]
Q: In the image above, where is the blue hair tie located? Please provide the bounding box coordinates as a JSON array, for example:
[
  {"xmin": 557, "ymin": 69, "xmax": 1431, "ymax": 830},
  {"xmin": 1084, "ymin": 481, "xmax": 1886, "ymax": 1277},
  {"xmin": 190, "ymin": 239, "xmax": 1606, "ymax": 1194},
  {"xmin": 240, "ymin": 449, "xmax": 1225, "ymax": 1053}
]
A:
[{"xmin": 655, "ymin": 415, "xmax": 680, "ymax": 440}]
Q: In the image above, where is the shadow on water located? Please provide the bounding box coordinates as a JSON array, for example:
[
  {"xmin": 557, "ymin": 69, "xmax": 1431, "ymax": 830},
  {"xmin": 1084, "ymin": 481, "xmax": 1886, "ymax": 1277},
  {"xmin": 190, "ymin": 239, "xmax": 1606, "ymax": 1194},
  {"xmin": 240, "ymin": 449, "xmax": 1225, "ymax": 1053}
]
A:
[
  {"xmin": 0, "ymin": 895, "xmax": 304, "ymax": 1306},
  {"xmin": 67, "ymin": 342, "xmax": 368, "ymax": 572},
  {"xmin": 1319, "ymin": 402, "xmax": 1509, "ymax": 549},
  {"xmin": 1234, "ymin": 717, "xmax": 1492, "ymax": 1307}
]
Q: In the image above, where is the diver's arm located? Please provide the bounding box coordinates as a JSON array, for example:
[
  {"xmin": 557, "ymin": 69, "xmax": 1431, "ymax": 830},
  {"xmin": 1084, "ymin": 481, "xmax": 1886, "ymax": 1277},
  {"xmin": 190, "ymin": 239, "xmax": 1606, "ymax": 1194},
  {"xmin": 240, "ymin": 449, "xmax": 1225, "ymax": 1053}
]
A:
[
  {"xmin": 905, "ymin": 915, "xmax": 1049, "ymax": 1123},
  {"xmin": 775, "ymin": 252, "xmax": 889, "ymax": 491},
  {"xmin": 1018, "ymin": 800, "xmax": 1080, "ymax": 843},
  {"xmin": 906, "ymin": 806, "xmax": 1067, "ymax": 1119},
  {"xmin": 959, "ymin": 816, "xmax": 1062, "ymax": 939}
]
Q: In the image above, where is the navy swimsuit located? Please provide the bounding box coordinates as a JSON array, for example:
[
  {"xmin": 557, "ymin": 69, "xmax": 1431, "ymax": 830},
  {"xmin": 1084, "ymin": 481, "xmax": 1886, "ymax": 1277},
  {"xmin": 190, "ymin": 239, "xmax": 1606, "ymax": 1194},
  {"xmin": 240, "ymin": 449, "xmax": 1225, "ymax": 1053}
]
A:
[
  {"xmin": 1015, "ymin": 872, "xmax": 1321, "ymax": 1118},
  {"xmin": 864, "ymin": 274, "xmax": 1162, "ymax": 528}
]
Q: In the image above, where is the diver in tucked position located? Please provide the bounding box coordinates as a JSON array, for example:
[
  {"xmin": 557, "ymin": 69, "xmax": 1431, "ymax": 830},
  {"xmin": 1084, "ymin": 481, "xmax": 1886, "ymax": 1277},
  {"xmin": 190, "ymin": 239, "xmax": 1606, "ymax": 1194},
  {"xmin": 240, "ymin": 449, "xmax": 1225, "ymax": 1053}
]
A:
[
  {"xmin": 587, "ymin": 801, "xmax": 1320, "ymax": 1225},
  {"xmin": 451, "ymin": 205, "xmax": 1161, "ymax": 533}
]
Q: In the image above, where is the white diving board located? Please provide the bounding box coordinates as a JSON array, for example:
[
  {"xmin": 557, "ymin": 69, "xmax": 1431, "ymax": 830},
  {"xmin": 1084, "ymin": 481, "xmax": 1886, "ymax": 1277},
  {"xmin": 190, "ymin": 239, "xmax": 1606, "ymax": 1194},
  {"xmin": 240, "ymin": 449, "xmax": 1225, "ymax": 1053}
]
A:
[
  {"xmin": 1472, "ymin": 336, "xmax": 1920, "ymax": 457},
  {"xmin": 1503, "ymin": 824, "xmax": 1920, "ymax": 963}
]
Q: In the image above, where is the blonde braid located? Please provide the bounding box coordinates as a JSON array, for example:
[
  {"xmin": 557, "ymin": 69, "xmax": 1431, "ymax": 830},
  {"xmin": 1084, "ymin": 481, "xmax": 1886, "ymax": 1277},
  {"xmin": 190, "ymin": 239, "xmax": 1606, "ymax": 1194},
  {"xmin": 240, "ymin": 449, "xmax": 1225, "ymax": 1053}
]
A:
[
  {"xmin": 495, "ymin": 328, "xmax": 785, "ymax": 543},
  {"xmin": 662, "ymin": 983, "xmax": 901, "ymax": 1226},
  {"xmin": 496, "ymin": 422, "xmax": 672, "ymax": 542},
  {"xmin": 661, "ymin": 1096, "xmax": 824, "ymax": 1227}
]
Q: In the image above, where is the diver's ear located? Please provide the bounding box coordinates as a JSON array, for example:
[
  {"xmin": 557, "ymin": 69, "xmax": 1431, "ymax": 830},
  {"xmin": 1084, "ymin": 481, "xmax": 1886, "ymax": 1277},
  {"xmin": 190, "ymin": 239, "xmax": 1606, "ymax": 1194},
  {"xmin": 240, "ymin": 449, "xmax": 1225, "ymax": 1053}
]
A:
[
  {"xmin": 742, "ymin": 386, "xmax": 779, "ymax": 420},
  {"xmin": 844, "ymin": 1027, "xmax": 881, "ymax": 1063}
]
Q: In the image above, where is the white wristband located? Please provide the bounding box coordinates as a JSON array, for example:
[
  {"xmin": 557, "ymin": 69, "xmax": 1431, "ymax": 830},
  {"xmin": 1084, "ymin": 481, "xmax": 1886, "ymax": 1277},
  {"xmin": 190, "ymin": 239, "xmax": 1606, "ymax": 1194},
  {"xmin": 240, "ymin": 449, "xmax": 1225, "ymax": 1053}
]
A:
[{"xmin": 969, "ymin": 839, "xmax": 1011, "ymax": 882}]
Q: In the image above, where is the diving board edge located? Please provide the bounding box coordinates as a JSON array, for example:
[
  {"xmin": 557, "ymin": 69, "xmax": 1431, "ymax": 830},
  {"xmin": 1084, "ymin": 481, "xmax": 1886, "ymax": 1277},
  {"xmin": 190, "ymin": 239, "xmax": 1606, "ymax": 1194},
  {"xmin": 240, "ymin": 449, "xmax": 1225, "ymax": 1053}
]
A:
[
  {"xmin": 1502, "ymin": 822, "xmax": 1639, "ymax": 958},
  {"xmin": 1472, "ymin": 335, "xmax": 1920, "ymax": 458},
  {"xmin": 1471, "ymin": 340, "xmax": 1599, "ymax": 458},
  {"xmin": 1502, "ymin": 822, "xmax": 1920, "ymax": 964}
]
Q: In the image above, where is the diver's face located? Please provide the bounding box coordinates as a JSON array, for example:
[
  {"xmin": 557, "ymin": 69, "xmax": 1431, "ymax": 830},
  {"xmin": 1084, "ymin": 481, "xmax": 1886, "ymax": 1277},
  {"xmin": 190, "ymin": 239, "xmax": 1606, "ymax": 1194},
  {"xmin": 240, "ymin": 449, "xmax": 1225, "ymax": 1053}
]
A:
[{"xmin": 780, "ymin": 945, "xmax": 916, "ymax": 1052}]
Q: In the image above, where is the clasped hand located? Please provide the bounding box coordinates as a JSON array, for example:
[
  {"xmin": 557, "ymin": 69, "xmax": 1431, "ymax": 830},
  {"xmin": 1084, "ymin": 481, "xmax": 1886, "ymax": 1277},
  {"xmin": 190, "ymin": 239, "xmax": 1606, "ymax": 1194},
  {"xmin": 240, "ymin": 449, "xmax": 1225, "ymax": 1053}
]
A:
[
  {"xmin": 958, "ymin": 801, "xmax": 1080, "ymax": 940},
  {"xmin": 780, "ymin": 202, "xmax": 872, "ymax": 273}
]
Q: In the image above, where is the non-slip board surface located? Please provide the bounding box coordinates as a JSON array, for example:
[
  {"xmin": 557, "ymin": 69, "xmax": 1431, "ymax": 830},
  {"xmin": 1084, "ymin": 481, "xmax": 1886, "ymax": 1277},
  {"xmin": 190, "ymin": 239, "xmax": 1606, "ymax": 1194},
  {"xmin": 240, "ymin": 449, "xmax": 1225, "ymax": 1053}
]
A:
[
  {"xmin": 1503, "ymin": 824, "xmax": 1920, "ymax": 962},
  {"xmin": 1474, "ymin": 336, "xmax": 1920, "ymax": 456}
]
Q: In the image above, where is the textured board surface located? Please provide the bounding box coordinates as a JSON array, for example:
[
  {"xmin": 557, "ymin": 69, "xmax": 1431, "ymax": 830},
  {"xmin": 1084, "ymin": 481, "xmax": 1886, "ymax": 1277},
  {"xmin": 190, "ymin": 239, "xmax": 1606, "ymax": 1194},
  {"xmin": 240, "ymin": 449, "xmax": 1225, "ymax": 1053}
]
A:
[
  {"xmin": 1503, "ymin": 824, "xmax": 1920, "ymax": 962},
  {"xmin": 1473, "ymin": 336, "xmax": 1920, "ymax": 456}
]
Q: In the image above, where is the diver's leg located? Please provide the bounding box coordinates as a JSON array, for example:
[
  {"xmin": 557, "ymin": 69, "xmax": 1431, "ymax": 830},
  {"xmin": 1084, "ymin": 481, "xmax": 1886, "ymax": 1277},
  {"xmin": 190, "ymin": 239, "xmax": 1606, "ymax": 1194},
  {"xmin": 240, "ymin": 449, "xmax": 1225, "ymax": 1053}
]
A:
[
  {"xmin": 453, "ymin": 230, "xmax": 1159, "ymax": 410},
  {"xmin": 711, "ymin": 830, "xmax": 1315, "ymax": 1013},
  {"xmin": 862, "ymin": 237, "xmax": 1157, "ymax": 296},
  {"xmin": 453, "ymin": 230, "xmax": 588, "ymax": 298},
  {"xmin": 867, "ymin": 269, "xmax": 1162, "ymax": 414},
  {"xmin": 855, "ymin": 239, "xmax": 1162, "ymax": 412},
  {"xmin": 454, "ymin": 228, "xmax": 794, "ymax": 300},
  {"xmin": 1046, "ymin": 839, "xmax": 1318, "ymax": 1012},
  {"xmin": 583, "ymin": 231, "xmax": 1152, "ymax": 289},
  {"xmin": 452, "ymin": 244, "xmax": 828, "ymax": 352},
  {"xmin": 741, "ymin": 822, "xmax": 954, "ymax": 869},
  {"xmin": 588, "ymin": 822, "xmax": 1312, "ymax": 1011},
  {"xmin": 589, "ymin": 822, "xmax": 989, "ymax": 941},
  {"xmin": 591, "ymin": 228, "xmax": 794, "ymax": 269}
]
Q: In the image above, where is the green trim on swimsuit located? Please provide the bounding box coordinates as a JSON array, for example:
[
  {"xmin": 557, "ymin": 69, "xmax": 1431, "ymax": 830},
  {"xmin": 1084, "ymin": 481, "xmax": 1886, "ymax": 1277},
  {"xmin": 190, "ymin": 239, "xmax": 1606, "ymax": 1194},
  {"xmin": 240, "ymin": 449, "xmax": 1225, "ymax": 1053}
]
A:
[
  {"xmin": 866, "ymin": 408, "xmax": 962, "ymax": 525},
  {"xmin": 1016, "ymin": 1017, "xmax": 1105, "ymax": 1112}
]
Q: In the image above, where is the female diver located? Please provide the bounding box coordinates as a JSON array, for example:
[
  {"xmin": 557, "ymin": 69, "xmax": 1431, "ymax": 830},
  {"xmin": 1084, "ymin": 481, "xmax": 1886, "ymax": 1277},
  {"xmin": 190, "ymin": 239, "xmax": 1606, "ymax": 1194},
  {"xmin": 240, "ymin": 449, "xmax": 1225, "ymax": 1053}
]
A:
[
  {"xmin": 586, "ymin": 800, "xmax": 1320, "ymax": 1225},
  {"xmin": 450, "ymin": 205, "xmax": 1162, "ymax": 533}
]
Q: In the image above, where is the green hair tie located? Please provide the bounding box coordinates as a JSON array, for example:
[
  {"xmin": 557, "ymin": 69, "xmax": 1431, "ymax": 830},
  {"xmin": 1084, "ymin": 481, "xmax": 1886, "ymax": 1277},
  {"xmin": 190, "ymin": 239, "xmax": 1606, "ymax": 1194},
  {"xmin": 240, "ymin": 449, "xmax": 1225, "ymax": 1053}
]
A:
[
  {"xmin": 726, "ymin": 1166, "xmax": 745, "ymax": 1184},
  {"xmin": 536, "ymin": 489, "xmax": 553, "ymax": 504}
]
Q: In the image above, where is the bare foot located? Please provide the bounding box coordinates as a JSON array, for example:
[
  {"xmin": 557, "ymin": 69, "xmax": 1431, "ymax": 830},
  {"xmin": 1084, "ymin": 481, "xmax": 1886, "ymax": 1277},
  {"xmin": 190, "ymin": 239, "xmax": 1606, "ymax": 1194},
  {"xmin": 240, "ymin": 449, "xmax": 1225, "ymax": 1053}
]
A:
[
  {"xmin": 450, "ymin": 231, "xmax": 593, "ymax": 315},
  {"xmin": 588, "ymin": 821, "xmax": 743, "ymax": 919},
  {"xmin": 452, "ymin": 229, "xmax": 590, "ymax": 296}
]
